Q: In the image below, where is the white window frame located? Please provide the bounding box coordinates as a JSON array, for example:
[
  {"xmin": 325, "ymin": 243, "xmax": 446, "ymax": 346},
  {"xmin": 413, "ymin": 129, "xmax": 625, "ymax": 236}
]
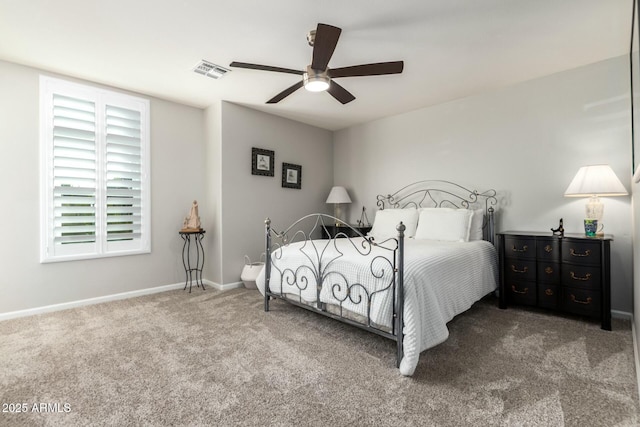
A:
[{"xmin": 40, "ymin": 76, "xmax": 151, "ymax": 263}]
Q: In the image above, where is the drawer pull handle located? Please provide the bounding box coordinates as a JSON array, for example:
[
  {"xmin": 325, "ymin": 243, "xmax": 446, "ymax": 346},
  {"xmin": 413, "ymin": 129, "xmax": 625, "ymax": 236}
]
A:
[
  {"xmin": 511, "ymin": 245, "xmax": 528, "ymax": 253},
  {"xmin": 511, "ymin": 265, "xmax": 528, "ymax": 273},
  {"xmin": 544, "ymin": 267, "xmax": 554, "ymax": 274},
  {"xmin": 545, "ymin": 289, "xmax": 554, "ymax": 296},
  {"xmin": 570, "ymin": 271, "xmax": 592, "ymax": 281},
  {"xmin": 570, "ymin": 294, "xmax": 593, "ymax": 305},
  {"xmin": 511, "ymin": 285, "xmax": 528, "ymax": 295},
  {"xmin": 544, "ymin": 245, "xmax": 553, "ymax": 253},
  {"xmin": 570, "ymin": 248, "xmax": 591, "ymax": 257}
]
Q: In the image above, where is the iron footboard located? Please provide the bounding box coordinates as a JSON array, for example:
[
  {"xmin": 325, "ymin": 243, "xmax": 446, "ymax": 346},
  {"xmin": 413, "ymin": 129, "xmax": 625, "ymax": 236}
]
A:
[{"xmin": 263, "ymin": 214, "xmax": 406, "ymax": 368}]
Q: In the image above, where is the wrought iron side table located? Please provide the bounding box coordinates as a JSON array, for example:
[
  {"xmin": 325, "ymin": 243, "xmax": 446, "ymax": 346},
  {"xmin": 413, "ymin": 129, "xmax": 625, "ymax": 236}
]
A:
[{"xmin": 179, "ymin": 230, "xmax": 206, "ymax": 293}]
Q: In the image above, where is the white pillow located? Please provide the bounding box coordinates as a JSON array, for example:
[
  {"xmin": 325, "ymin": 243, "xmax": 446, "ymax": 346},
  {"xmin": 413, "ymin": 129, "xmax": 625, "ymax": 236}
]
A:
[
  {"xmin": 368, "ymin": 208, "xmax": 419, "ymax": 241},
  {"xmin": 469, "ymin": 208, "xmax": 485, "ymax": 241},
  {"xmin": 414, "ymin": 208, "xmax": 473, "ymax": 242}
]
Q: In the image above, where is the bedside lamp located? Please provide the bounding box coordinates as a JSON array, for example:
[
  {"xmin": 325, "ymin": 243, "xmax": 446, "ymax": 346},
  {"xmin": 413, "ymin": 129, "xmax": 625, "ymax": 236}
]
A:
[
  {"xmin": 564, "ymin": 164, "xmax": 628, "ymax": 234},
  {"xmin": 326, "ymin": 186, "xmax": 352, "ymax": 226}
]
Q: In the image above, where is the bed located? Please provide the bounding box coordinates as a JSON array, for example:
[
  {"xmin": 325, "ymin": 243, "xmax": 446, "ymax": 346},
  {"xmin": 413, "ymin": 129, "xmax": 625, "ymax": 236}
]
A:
[{"xmin": 255, "ymin": 180, "xmax": 498, "ymax": 376}]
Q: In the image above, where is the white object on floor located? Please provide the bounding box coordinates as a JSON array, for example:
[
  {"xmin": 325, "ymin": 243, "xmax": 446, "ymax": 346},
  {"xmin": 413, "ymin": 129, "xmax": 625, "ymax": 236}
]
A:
[{"xmin": 241, "ymin": 255, "xmax": 265, "ymax": 289}]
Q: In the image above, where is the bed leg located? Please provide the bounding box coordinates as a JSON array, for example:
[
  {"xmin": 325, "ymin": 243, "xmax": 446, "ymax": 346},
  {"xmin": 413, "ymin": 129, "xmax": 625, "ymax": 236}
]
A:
[
  {"xmin": 396, "ymin": 221, "xmax": 405, "ymax": 368},
  {"xmin": 264, "ymin": 218, "xmax": 272, "ymax": 313}
]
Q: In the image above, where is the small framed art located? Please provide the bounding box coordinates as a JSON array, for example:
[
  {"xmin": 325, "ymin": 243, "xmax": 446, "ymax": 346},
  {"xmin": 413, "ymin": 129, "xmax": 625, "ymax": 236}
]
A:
[
  {"xmin": 251, "ymin": 147, "xmax": 275, "ymax": 177},
  {"xmin": 282, "ymin": 163, "xmax": 302, "ymax": 189}
]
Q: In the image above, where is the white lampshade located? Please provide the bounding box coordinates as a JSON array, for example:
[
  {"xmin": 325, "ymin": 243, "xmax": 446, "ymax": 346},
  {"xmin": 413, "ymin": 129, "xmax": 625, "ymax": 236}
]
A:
[
  {"xmin": 564, "ymin": 165, "xmax": 628, "ymax": 197},
  {"xmin": 326, "ymin": 186, "xmax": 352, "ymax": 226},
  {"xmin": 564, "ymin": 165, "xmax": 628, "ymax": 232},
  {"xmin": 326, "ymin": 186, "xmax": 352, "ymax": 204}
]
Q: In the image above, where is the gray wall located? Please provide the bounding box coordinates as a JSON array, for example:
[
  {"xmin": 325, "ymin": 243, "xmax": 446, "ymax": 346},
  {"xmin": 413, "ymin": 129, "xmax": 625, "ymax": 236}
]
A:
[
  {"xmin": 1, "ymin": 55, "xmax": 634, "ymax": 316},
  {"xmin": 218, "ymin": 102, "xmax": 333, "ymax": 284},
  {"xmin": 203, "ymin": 101, "xmax": 223, "ymax": 285},
  {"xmin": 334, "ymin": 55, "xmax": 633, "ymax": 313},
  {"xmin": 0, "ymin": 60, "xmax": 206, "ymax": 313},
  {"xmin": 0, "ymin": 61, "xmax": 333, "ymax": 314}
]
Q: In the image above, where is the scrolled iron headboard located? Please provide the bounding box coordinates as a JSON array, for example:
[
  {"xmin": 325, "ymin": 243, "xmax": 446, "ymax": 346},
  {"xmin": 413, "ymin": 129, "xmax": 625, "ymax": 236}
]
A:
[{"xmin": 375, "ymin": 180, "xmax": 498, "ymax": 245}]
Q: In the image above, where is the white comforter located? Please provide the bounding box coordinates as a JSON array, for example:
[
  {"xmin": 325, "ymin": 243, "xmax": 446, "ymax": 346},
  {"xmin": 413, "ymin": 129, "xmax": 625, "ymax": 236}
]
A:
[{"xmin": 255, "ymin": 237, "xmax": 497, "ymax": 376}]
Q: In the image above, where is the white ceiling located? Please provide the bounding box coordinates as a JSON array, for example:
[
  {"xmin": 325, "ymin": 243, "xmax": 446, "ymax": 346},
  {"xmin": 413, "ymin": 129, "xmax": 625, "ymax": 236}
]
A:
[{"xmin": 0, "ymin": 0, "xmax": 632, "ymax": 131}]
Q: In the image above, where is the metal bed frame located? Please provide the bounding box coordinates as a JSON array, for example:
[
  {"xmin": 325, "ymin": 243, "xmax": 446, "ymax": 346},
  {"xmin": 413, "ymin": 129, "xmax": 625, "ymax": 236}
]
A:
[{"xmin": 263, "ymin": 180, "xmax": 497, "ymax": 368}]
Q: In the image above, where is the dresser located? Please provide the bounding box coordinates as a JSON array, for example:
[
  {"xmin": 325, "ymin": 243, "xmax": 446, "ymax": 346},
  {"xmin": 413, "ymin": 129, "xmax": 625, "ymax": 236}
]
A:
[
  {"xmin": 321, "ymin": 224, "xmax": 372, "ymax": 239},
  {"xmin": 497, "ymin": 231, "xmax": 612, "ymax": 330}
]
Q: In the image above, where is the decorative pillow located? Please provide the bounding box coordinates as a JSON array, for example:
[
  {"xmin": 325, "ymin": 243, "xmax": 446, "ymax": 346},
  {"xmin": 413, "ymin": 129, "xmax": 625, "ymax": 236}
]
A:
[
  {"xmin": 414, "ymin": 208, "xmax": 473, "ymax": 242},
  {"xmin": 468, "ymin": 208, "xmax": 485, "ymax": 241},
  {"xmin": 367, "ymin": 208, "xmax": 419, "ymax": 241}
]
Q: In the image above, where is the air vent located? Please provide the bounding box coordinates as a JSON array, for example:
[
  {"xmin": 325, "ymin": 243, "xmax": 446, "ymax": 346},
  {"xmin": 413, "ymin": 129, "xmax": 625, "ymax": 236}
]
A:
[{"xmin": 193, "ymin": 60, "xmax": 230, "ymax": 79}]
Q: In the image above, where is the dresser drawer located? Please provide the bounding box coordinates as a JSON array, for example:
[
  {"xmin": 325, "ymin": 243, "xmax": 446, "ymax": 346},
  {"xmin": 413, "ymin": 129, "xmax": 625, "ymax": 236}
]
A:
[
  {"xmin": 505, "ymin": 259, "xmax": 536, "ymax": 282},
  {"xmin": 537, "ymin": 239, "xmax": 560, "ymax": 262},
  {"xmin": 504, "ymin": 237, "xmax": 536, "ymax": 260},
  {"xmin": 561, "ymin": 240, "xmax": 601, "ymax": 266},
  {"xmin": 537, "ymin": 262, "xmax": 560, "ymax": 284},
  {"xmin": 507, "ymin": 281, "xmax": 537, "ymax": 306},
  {"xmin": 562, "ymin": 287, "xmax": 601, "ymax": 318},
  {"xmin": 562, "ymin": 264, "xmax": 601, "ymax": 289},
  {"xmin": 538, "ymin": 284, "xmax": 559, "ymax": 310}
]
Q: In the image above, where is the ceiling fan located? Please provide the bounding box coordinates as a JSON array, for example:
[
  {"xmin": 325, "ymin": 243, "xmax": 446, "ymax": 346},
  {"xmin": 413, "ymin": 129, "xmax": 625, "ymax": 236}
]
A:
[{"xmin": 229, "ymin": 23, "xmax": 404, "ymax": 105}]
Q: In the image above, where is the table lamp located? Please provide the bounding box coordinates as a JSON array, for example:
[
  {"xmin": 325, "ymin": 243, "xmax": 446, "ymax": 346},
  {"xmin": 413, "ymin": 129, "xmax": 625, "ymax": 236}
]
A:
[
  {"xmin": 326, "ymin": 186, "xmax": 352, "ymax": 226},
  {"xmin": 564, "ymin": 164, "xmax": 628, "ymax": 234}
]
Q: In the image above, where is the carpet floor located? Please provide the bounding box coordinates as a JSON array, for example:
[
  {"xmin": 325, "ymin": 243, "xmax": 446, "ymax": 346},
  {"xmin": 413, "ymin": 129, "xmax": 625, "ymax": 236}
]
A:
[{"xmin": 0, "ymin": 288, "xmax": 638, "ymax": 426}]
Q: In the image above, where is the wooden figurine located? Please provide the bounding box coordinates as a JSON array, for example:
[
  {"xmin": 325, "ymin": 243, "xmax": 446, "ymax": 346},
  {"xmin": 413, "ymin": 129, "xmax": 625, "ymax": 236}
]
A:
[{"xmin": 181, "ymin": 200, "xmax": 202, "ymax": 231}]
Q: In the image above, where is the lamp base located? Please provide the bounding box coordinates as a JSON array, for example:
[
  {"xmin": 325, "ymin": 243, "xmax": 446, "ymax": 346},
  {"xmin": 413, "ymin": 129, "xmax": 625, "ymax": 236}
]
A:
[
  {"xmin": 585, "ymin": 196, "xmax": 603, "ymax": 222},
  {"xmin": 585, "ymin": 196, "xmax": 605, "ymax": 235},
  {"xmin": 333, "ymin": 204, "xmax": 344, "ymax": 226}
]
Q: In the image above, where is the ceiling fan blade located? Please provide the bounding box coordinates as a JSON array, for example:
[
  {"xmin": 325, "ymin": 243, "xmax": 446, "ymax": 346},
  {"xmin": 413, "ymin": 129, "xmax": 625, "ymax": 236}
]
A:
[
  {"xmin": 328, "ymin": 61, "xmax": 404, "ymax": 78},
  {"xmin": 311, "ymin": 23, "xmax": 342, "ymax": 71},
  {"xmin": 327, "ymin": 81, "xmax": 355, "ymax": 105},
  {"xmin": 229, "ymin": 61, "xmax": 304, "ymax": 75},
  {"xmin": 266, "ymin": 80, "xmax": 305, "ymax": 104}
]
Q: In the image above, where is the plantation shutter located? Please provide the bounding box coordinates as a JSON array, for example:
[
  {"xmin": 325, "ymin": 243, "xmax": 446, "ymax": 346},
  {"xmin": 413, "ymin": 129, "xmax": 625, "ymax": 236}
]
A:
[
  {"xmin": 41, "ymin": 76, "xmax": 150, "ymax": 262},
  {"xmin": 105, "ymin": 105, "xmax": 142, "ymax": 243},
  {"xmin": 52, "ymin": 94, "xmax": 97, "ymax": 246}
]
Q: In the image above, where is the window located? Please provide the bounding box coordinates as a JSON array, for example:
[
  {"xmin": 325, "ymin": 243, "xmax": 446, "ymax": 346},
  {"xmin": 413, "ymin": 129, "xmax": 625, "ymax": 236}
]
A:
[{"xmin": 40, "ymin": 76, "xmax": 150, "ymax": 262}]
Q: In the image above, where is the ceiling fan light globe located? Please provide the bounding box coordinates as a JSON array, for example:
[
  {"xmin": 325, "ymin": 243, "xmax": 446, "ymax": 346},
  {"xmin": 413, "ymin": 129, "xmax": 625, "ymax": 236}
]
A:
[
  {"xmin": 303, "ymin": 66, "xmax": 330, "ymax": 92},
  {"xmin": 304, "ymin": 78, "xmax": 330, "ymax": 92}
]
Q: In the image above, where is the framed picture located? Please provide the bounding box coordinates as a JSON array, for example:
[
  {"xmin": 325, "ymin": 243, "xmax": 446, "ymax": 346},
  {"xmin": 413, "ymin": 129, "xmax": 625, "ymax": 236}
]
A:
[
  {"xmin": 282, "ymin": 162, "xmax": 302, "ymax": 189},
  {"xmin": 251, "ymin": 147, "xmax": 275, "ymax": 177}
]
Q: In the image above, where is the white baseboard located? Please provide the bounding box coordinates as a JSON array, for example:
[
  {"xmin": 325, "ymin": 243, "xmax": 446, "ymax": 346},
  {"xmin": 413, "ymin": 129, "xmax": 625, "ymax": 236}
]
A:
[
  {"xmin": 612, "ymin": 309, "xmax": 633, "ymax": 320},
  {"xmin": 211, "ymin": 280, "xmax": 244, "ymax": 291},
  {"xmin": 0, "ymin": 279, "xmax": 245, "ymax": 322}
]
